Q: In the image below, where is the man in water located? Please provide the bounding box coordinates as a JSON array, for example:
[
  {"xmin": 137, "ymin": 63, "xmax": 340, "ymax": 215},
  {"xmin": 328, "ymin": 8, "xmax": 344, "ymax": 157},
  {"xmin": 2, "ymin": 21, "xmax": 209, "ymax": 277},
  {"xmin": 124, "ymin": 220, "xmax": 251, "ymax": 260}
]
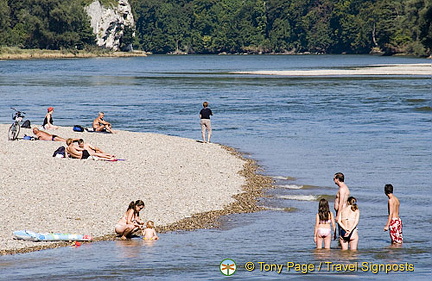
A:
[
  {"xmin": 92, "ymin": 112, "xmax": 114, "ymax": 133},
  {"xmin": 384, "ymin": 184, "xmax": 403, "ymax": 244},
  {"xmin": 334, "ymin": 172, "xmax": 350, "ymax": 239},
  {"xmin": 32, "ymin": 127, "xmax": 65, "ymax": 142}
]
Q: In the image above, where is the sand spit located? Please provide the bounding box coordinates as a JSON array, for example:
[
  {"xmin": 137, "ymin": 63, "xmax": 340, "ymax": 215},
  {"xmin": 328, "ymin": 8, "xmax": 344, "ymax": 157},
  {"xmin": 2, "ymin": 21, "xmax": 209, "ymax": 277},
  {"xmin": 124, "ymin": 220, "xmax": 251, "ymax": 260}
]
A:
[
  {"xmin": 0, "ymin": 50, "xmax": 147, "ymax": 60},
  {"xmin": 0, "ymin": 125, "xmax": 272, "ymax": 255},
  {"xmin": 235, "ymin": 63, "xmax": 431, "ymax": 76}
]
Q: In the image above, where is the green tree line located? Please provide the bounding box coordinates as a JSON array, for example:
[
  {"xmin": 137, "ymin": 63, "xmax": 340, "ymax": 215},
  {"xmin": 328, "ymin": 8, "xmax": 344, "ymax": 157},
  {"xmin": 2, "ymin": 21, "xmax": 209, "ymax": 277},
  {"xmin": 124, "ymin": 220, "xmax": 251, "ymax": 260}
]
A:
[
  {"xmin": 0, "ymin": 0, "xmax": 95, "ymax": 50},
  {"xmin": 131, "ymin": 0, "xmax": 432, "ymax": 56},
  {"xmin": 1, "ymin": 0, "xmax": 431, "ymax": 56}
]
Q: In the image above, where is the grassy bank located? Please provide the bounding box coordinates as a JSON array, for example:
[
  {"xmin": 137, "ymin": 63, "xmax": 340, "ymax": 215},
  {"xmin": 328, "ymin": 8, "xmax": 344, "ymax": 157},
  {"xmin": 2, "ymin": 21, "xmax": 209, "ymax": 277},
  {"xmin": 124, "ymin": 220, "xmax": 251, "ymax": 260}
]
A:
[{"xmin": 0, "ymin": 47, "xmax": 147, "ymax": 60}]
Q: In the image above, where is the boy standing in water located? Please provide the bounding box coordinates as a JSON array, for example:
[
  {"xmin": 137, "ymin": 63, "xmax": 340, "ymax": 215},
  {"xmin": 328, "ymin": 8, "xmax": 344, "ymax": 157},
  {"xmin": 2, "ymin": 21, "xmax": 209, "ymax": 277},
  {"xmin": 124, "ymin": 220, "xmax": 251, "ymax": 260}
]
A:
[{"xmin": 384, "ymin": 184, "xmax": 403, "ymax": 244}]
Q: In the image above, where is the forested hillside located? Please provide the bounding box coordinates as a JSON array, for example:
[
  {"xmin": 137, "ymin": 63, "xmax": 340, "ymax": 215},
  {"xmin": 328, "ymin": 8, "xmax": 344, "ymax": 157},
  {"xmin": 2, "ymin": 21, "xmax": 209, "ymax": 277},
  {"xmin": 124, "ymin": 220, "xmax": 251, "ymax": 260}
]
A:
[{"xmin": 1, "ymin": 0, "xmax": 431, "ymax": 56}]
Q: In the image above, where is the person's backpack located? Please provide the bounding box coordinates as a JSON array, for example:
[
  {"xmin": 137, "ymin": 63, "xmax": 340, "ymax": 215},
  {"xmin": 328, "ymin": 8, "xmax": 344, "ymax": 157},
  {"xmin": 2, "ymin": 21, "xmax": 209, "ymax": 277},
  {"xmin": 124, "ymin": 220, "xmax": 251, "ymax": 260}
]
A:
[
  {"xmin": 73, "ymin": 125, "xmax": 85, "ymax": 132},
  {"xmin": 53, "ymin": 146, "xmax": 66, "ymax": 158},
  {"xmin": 21, "ymin": 120, "xmax": 31, "ymax": 128}
]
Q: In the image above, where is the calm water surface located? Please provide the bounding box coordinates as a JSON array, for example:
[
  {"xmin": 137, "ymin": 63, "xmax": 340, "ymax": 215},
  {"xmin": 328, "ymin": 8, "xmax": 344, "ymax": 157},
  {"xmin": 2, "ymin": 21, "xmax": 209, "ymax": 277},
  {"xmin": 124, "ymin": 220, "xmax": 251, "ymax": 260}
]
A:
[{"xmin": 0, "ymin": 55, "xmax": 431, "ymax": 280}]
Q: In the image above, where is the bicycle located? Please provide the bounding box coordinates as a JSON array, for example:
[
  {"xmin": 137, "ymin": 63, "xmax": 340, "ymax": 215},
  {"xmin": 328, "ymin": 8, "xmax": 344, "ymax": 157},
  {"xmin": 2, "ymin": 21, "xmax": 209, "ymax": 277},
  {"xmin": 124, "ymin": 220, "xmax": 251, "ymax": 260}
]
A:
[{"xmin": 8, "ymin": 107, "xmax": 26, "ymax": 141}]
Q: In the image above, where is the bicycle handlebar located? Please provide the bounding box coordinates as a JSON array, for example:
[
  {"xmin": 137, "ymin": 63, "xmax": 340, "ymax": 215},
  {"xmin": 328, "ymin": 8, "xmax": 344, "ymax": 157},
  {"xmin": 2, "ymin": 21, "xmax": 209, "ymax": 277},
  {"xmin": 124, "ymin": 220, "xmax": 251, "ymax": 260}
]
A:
[{"xmin": 10, "ymin": 107, "xmax": 26, "ymax": 115}]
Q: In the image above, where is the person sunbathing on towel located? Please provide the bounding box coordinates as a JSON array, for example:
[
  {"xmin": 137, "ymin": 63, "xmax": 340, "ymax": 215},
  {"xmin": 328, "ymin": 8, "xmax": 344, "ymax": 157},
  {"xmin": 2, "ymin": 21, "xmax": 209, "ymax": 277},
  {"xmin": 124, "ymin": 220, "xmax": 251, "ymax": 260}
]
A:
[
  {"xmin": 66, "ymin": 138, "xmax": 115, "ymax": 160},
  {"xmin": 33, "ymin": 127, "xmax": 65, "ymax": 142},
  {"xmin": 77, "ymin": 139, "xmax": 115, "ymax": 159},
  {"xmin": 66, "ymin": 138, "xmax": 91, "ymax": 159}
]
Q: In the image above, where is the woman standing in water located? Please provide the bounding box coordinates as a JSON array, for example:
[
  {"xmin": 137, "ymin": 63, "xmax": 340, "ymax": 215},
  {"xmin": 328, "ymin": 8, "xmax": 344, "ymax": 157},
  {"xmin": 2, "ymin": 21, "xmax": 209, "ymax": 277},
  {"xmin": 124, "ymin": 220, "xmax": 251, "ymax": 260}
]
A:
[
  {"xmin": 314, "ymin": 198, "xmax": 336, "ymax": 249},
  {"xmin": 115, "ymin": 200, "xmax": 145, "ymax": 240},
  {"xmin": 337, "ymin": 196, "xmax": 360, "ymax": 250}
]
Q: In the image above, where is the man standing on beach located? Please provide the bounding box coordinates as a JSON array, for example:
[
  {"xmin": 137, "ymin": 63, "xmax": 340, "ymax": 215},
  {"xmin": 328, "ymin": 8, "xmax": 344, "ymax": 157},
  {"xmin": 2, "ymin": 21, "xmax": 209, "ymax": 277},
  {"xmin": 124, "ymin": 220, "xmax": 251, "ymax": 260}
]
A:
[
  {"xmin": 334, "ymin": 172, "xmax": 350, "ymax": 238},
  {"xmin": 199, "ymin": 101, "xmax": 213, "ymax": 143},
  {"xmin": 384, "ymin": 184, "xmax": 403, "ymax": 244}
]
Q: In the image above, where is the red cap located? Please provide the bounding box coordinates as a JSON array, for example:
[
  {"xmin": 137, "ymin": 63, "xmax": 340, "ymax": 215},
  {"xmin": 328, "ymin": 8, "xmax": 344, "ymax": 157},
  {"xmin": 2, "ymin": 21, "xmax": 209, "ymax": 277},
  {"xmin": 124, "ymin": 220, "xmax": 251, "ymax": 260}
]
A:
[{"xmin": 47, "ymin": 107, "xmax": 54, "ymax": 112}]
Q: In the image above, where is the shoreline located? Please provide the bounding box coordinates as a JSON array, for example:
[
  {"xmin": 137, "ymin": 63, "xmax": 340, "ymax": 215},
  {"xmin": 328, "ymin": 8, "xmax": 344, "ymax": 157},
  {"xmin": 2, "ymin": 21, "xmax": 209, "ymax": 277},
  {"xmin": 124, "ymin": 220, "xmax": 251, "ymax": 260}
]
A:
[
  {"xmin": 0, "ymin": 125, "xmax": 273, "ymax": 255},
  {"xmin": 0, "ymin": 49, "xmax": 147, "ymax": 60}
]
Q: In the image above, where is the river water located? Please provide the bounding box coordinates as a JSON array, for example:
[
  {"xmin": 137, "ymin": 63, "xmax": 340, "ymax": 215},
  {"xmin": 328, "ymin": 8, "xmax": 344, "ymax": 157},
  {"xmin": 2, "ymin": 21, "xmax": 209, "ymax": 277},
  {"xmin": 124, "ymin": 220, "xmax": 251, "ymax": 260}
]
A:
[{"xmin": 0, "ymin": 55, "xmax": 431, "ymax": 280}]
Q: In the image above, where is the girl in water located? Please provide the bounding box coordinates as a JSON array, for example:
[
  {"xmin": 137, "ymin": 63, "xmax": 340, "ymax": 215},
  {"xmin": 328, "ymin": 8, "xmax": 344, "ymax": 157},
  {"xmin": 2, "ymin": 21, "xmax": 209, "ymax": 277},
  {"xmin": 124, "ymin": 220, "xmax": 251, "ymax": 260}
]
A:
[
  {"xmin": 314, "ymin": 198, "xmax": 336, "ymax": 249},
  {"xmin": 337, "ymin": 196, "xmax": 360, "ymax": 250},
  {"xmin": 115, "ymin": 200, "xmax": 145, "ymax": 240}
]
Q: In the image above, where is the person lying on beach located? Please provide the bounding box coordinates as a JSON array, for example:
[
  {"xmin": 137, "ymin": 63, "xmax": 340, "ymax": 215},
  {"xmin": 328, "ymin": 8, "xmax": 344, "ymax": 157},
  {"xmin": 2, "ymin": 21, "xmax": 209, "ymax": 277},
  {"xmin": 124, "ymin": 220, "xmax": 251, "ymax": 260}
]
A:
[
  {"xmin": 66, "ymin": 138, "xmax": 115, "ymax": 160},
  {"xmin": 32, "ymin": 127, "xmax": 65, "ymax": 142},
  {"xmin": 92, "ymin": 112, "xmax": 115, "ymax": 133},
  {"xmin": 42, "ymin": 107, "xmax": 59, "ymax": 130},
  {"xmin": 66, "ymin": 138, "xmax": 91, "ymax": 159},
  {"xmin": 115, "ymin": 200, "xmax": 145, "ymax": 240},
  {"xmin": 142, "ymin": 221, "xmax": 159, "ymax": 240},
  {"xmin": 77, "ymin": 139, "xmax": 115, "ymax": 159}
]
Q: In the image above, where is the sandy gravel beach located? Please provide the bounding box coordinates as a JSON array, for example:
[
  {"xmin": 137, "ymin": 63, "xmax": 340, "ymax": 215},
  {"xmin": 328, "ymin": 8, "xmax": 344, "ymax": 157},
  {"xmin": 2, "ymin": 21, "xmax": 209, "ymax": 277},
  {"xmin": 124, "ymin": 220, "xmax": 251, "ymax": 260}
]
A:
[
  {"xmin": 0, "ymin": 125, "xmax": 271, "ymax": 255},
  {"xmin": 235, "ymin": 63, "xmax": 431, "ymax": 76}
]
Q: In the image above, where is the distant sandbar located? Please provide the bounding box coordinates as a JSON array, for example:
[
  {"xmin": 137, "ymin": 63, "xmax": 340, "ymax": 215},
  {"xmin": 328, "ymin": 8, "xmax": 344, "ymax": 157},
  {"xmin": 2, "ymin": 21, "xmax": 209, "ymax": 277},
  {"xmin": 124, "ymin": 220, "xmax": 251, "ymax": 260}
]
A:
[{"xmin": 235, "ymin": 63, "xmax": 431, "ymax": 76}]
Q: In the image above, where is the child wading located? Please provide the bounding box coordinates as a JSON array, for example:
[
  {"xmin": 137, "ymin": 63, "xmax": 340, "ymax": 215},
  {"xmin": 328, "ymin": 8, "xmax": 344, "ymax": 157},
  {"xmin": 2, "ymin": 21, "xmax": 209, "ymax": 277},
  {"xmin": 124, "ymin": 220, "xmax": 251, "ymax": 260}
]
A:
[{"xmin": 384, "ymin": 184, "xmax": 403, "ymax": 244}]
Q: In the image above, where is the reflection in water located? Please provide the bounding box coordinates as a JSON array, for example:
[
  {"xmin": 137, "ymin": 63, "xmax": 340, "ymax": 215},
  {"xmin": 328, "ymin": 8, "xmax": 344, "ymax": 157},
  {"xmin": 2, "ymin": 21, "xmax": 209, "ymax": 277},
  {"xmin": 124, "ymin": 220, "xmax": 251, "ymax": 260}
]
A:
[{"xmin": 114, "ymin": 239, "xmax": 157, "ymax": 258}]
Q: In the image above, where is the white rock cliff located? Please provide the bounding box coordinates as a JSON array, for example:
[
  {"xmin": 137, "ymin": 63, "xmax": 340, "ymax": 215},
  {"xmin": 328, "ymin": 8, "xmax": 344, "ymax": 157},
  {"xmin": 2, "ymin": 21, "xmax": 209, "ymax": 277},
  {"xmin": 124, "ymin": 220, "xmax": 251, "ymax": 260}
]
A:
[{"xmin": 85, "ymin": 0, "xmax": 135, "ymax": 51}]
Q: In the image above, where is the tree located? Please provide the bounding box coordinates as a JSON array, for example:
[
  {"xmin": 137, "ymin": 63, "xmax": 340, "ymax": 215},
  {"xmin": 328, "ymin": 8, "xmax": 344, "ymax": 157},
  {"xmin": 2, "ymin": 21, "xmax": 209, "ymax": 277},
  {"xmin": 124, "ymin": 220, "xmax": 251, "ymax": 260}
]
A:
[{"xmin": 0, "ymin": 0, "xmax": 11, "ymax": 46}]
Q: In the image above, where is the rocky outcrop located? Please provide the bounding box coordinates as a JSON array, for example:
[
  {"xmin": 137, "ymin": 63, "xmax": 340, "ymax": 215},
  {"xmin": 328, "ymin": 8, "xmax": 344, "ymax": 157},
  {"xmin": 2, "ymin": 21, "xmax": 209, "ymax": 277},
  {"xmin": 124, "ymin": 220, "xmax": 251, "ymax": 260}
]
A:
[{"xmin": 85, "ymin": 0, "xmax": 135, "ymax": 51}]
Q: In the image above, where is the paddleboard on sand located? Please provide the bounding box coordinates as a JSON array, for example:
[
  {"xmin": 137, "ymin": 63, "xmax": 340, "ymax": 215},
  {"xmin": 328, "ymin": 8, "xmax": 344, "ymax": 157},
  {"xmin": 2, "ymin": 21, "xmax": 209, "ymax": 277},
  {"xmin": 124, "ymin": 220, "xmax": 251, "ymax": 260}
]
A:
[{"xmin": 13, "ymin": 230, "xmax": 92, "ymax": 242}]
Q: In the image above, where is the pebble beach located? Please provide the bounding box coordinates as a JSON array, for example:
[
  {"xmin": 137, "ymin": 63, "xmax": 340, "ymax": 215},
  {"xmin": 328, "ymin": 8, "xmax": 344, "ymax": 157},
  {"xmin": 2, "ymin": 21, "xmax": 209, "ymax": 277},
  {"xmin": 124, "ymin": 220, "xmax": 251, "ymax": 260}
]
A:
[{"xmin": 0, "ymin": 124, "xmax": 272, "ymax": 255}]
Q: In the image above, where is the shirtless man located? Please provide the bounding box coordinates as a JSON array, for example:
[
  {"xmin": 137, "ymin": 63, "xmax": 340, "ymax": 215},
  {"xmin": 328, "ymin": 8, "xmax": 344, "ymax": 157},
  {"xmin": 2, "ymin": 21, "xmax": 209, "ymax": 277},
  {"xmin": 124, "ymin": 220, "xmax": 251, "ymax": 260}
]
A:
[
  {"xmin": 33, "ymin": 127, "xmax": 65, "ymax": 142},
  {"xmin": 334, "ymin": 172, "xmax": 350, "ymax": 239},
  {"xmin": 66, "ymin": 138, "xmax": 91, "ymax": 159},
  {"xmin": 92, "ymin": 112, "xmax": 114, "ymax": 133},
  {"xmin": 77, "ymin": 139, "xmax": 115, "ymax": 160},
  {"xmin": 384, "ymin": 184, "xmax": 403, "ymax": 244}
]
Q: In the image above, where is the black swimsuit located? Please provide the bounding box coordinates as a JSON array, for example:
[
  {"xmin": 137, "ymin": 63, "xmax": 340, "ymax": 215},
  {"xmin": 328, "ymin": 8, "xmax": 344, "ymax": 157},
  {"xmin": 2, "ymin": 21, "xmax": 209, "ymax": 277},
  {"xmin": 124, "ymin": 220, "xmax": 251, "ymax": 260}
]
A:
[
  {"xmin": 43, "ymin": 115, "xmax": 53, "ymax": 128},
  {"xmin": 340, "ymin": 228, "xmax": 355, "ymax": 241},
  {"xmin": 81, "ymin": 150, "xmax": 90, "ymax": 159}
]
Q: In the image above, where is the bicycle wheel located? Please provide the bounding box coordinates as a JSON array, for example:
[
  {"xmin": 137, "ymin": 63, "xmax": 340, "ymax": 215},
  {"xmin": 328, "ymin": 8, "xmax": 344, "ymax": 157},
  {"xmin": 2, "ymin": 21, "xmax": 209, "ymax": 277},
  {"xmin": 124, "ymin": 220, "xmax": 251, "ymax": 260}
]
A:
[{"xmin": 8, "ymin": 123, "xmax": 20, "ymax": 140}]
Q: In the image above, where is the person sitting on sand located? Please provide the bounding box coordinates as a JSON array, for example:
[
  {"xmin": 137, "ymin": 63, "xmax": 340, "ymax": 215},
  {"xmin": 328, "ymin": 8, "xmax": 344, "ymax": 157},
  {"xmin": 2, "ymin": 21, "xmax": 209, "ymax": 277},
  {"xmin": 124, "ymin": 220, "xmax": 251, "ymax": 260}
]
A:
[
  {"xmin": 77, "ymin": 139, "xmax": 115, "ymax": 159},
  {"xmin": 142, "ymin": 221, "xmax": 159, "ymax": 240},
  {"xmin": 92, "ymin": 112, "xmax": 114, "ymax": 133},
  {"xmin": 115, "ymin": 200, "xmax": 145, "ymax": 240},
  {"xmin": 33, "ymin": 127, "xmax": 65, "ymax": 142},
  {"xmin": 42, "ymin": 107, "xmax": 58, "ymax": 130}
]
